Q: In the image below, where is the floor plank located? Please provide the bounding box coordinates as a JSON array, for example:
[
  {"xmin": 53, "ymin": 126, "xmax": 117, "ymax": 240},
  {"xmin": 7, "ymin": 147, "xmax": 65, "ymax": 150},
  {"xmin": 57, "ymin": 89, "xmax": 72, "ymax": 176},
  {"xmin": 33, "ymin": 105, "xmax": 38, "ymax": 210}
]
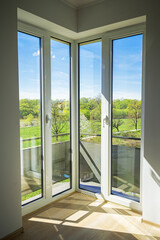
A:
[{"xmin": 9, "ymin": 192, "xmax": 160, "ymax": 240}]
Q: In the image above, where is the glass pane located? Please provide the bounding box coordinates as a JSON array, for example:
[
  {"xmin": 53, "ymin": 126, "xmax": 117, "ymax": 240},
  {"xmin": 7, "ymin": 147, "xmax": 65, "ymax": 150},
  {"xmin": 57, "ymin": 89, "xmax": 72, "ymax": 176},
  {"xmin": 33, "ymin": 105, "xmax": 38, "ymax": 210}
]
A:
[
  {"xmin": 79, "ymin": 40, "xmax": 102, "ymax": 193},
  {"xmin": 51, "ymin": 39, "xmax": 71, "ymax": 196},
  {"xmin": 111, "ymin": 34, "xmax": 143, "ymax": 202},
  {"xmin": 18, "ymin": 32, "xmax": 43, "ymax": 205}
]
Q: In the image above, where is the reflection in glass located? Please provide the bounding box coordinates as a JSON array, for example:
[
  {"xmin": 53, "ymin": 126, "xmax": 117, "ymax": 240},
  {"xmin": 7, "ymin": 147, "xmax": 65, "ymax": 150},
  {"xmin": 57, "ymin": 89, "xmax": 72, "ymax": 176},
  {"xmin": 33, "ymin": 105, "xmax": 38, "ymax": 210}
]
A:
[
  {"xmin": 111, "ymin": 34, "xmax": 143, "ymax": 202},
  {"xmin": 51, "ymin": 39, "xmax": 71, "ymax": 196},
  {"xmin": 18, "ymin": 32, "xmax": 43, "ymax": 205},
  {"xmin": 79, "ymin": 40, "xmax": 102, "ymax": 193}
]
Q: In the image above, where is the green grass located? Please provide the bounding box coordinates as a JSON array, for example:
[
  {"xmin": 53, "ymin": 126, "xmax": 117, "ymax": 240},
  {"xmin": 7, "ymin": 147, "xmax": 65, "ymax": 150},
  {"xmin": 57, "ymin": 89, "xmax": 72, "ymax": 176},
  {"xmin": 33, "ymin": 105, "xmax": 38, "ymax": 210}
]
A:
[
  {"xmin": 20, "ymin": 125, "xmax": 41, "ymax": 139},
  {"xmin": 21, "ymin": 179, "xmax": 70, "ymax": 202},
  {"xmin": 20, "ymin": 118, "xmax": 141, "ymax": 148},
  {"xmin": 20, "ymin": 122, "xmax": 70, "ymax": 148},
  {"xmin": 81, "ymin": 136, "xmax": 101, "ymax": 143},
  {"xmin": 112, "ymin": 137, "xmax": 141, "ymax": 148},
  {"xmin": 112, "ymin": 118, "xmax": 141, "ymax": 133},
  {"xmin": 59, "ymin": 178, "xmax": 70, "ymax": 183},
  {"xmin": 22, "ymin": 189, "xmax": 42, "ymax": 202}
]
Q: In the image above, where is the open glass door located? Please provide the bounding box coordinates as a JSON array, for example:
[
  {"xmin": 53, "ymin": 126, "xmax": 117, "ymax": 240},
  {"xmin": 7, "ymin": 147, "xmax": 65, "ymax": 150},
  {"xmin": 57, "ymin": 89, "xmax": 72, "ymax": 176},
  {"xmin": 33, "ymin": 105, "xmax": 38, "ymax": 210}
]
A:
[
  {"xmin": 111, "ymin": 34, "xmax": 143, "ymax": 202},
  {"xmin": 78, "ymin": 40, "xmax": 102, "ymax": 194},
  {"xmin": 51, "ymin": 38, "xmax": 72, "ymax": 196},
  {"xmin": 101, "ymin": 27, "xmax": 144, "ymax": 206}
]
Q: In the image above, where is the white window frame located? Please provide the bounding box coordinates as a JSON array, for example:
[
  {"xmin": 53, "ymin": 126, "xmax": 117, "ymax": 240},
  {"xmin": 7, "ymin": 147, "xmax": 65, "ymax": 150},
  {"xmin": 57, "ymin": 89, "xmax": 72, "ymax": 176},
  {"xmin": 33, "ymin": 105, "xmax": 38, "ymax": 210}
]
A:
[
  {"xmin": 18, "ymin": 20, "xmax": 146, "ymax": 215},
  {"xmin": 76, "ymin": 23, "xmax": 146, "ymax": 212},
  {"xmin": 101, "ymin": 23, "xmax": 146, "ymax": 212},
  {"xmin": 75, "ymin": 37, "xmax": 103, "ymax": 198},
  {"xmin": 18, "ymin": 22, "xmax": 76, "ymax": 216}
]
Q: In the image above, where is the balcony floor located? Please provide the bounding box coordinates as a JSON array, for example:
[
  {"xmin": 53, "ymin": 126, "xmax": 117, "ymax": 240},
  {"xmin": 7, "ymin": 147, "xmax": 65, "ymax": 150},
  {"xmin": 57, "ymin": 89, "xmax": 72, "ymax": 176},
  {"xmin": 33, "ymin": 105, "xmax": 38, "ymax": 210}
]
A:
[{"xmin": 12, "ymin": 192, "xmax": 160, "ymax": 240}]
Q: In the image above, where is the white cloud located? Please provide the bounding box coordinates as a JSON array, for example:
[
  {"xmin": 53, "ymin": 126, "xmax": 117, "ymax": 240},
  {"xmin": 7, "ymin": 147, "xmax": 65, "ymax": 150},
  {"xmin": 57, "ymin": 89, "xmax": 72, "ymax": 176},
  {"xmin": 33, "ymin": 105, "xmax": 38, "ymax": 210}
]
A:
[
  {"xmin": 61, "ymin": 57, "xmax": 65, "ymax": 61},
  {"xmin": 33, "ymin": 50, "xmax": 40, "ymax": 57},
  {"xmin": 52, "ymin": 55, "xmax": 56, "ymax": 59}
]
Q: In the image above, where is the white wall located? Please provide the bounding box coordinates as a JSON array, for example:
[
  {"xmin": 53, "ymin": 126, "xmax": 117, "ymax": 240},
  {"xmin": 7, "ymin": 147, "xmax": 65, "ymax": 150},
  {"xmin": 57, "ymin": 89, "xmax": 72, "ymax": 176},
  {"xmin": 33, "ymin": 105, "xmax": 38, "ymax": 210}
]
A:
[
  {"xmin": 78, "ymin": 0, "xmax": 160, "ymax": 225},
  {"xmin": 0, "ymin": 1, "xmax": 22, "ymax": 238}
]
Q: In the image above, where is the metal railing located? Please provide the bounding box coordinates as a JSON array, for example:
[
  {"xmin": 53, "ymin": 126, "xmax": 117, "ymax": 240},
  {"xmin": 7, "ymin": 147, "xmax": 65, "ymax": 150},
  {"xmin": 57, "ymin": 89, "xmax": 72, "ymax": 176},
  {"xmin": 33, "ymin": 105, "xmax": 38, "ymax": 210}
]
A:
[
  {"xmin": 22, "ymin": 131, "xmax": 141, "ymax": 142},
  {"xmin": 80, "ymin": 132, "xmax": 141, "ymax": 141},
  {"xmin": 22, "ymin": 133, "xmax": 70, "ymax": 142}
]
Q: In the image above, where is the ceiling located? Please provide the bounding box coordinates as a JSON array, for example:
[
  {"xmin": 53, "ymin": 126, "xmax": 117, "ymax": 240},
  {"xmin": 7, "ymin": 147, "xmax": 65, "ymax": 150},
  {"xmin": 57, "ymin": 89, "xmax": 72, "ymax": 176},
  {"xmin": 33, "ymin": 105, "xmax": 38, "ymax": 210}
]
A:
[{"xmin": 61, "ymin": 0, "xmax": 104, "ymax": 9}]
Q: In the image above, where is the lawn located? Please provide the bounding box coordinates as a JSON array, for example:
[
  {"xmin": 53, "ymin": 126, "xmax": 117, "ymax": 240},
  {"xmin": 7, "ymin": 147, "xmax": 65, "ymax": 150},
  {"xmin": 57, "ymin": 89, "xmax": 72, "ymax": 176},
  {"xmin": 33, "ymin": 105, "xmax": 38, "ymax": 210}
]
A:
[
  {"xmin": 22, "ymin": 178, "xmax": 70, "ymax": 202},
  {"xmin": 20, "ymin": 122, "xmax": 70, "ymax": 148},
  {"xmin": 20, "ymin": 118, "xmax": 141, "ymax": 148},
  {"xmin": 112, "ymin": 118, "xmax": 141, "ymax": 133},
  {"xmin": 22, "ymin": 189, "xmax": 42, "ymax": 202}
]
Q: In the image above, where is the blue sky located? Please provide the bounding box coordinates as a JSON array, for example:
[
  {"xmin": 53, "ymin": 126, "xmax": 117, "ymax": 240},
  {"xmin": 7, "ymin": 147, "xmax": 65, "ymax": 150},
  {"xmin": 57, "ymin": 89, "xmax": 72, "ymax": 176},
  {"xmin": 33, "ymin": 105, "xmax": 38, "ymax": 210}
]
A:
[
  {"xmin": 18, "ymin": 32, "xmax": 41, "ymax": 100},
  {"xmin": 51, "ymin": 39, "xmax": 70, "ymax": 101},
  {"xmin": 18, "ymin": 32, "xmax": 143, "ymax": 101},
  {"xmin": 80, "ymin": 41, "xmax": 102, "ymax": 99},
  {"xmin": 112, "ymin": 34, "xmax": 143, "ymax": 100}
]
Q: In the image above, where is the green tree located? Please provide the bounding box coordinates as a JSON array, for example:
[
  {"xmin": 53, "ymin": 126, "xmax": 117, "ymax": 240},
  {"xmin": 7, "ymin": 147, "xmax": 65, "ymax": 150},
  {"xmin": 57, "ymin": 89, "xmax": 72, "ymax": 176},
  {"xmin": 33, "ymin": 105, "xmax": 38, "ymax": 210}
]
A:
[
  {"xmin": 127, "ymin": 100, "xmax": 141, "ymax": 130},
  {"xmin": 113, "ymin": 99, "xmax": 133, "ymax": 110},
  {"xmin": 26, "ymin": 113, "xmax": 34, "ymax": 126},
  {"xmin": 51, "ymin": 103, "xmax": 69, "ymax": 141},
  {"xmin": 81, "ymin": 109, "xmax": 90, "ymax": 120},
  {"xmin": 112, "ymin": 108, "xmax": 127, "ymax": 119},
  {"xmin": 112, "ymin": 119, "xmax": 123, "ymax": 132},
  {"xmin": 19, "ymin": 99, "xmax": 40, "ymax": 119},
  {"xmin": 80, "ymin": 112, "xmax": 90, "ymax": 134},
  {"xmin": 90, "ymin": 95, "xmax": 101, "ymax": 120}
]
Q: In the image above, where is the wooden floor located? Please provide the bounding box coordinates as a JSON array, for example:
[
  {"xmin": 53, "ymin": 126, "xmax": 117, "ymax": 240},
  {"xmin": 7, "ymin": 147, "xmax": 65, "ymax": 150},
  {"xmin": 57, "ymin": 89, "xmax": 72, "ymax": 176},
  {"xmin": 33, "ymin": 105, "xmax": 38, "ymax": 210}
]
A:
[{"xmin": 11, "ymin": 192, "xmax": 160, "ymax": 240}]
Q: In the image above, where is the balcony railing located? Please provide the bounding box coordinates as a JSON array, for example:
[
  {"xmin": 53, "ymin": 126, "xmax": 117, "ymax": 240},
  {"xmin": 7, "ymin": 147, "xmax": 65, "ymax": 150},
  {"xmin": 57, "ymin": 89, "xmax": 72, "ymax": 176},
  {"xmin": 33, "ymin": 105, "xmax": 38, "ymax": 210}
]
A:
[{"xmin": 21, "ymin": 132, "xmax": 141, "ymax": 202}]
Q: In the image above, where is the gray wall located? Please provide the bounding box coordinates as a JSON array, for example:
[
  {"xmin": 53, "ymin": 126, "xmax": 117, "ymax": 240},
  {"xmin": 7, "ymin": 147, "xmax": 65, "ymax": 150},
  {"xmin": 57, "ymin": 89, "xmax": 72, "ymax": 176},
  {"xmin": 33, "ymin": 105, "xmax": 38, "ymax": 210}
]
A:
[
  {"xmin": 0, "ymin": 1, "xmax": 22, "ymax": 238},
  {"xmin": 78, "ymin": 0, "xmax": 147, "ymax": 32},
  {"xmin": 17, "ymin": 0, "xmax": 77, "ymax": 32},
  {"xmin": 1, "ymin": 0, "xmax": 160, "ymax": 237},
  {"xmin": 78, "ymin": 0, "xmax": 160, "ymax": 225}
]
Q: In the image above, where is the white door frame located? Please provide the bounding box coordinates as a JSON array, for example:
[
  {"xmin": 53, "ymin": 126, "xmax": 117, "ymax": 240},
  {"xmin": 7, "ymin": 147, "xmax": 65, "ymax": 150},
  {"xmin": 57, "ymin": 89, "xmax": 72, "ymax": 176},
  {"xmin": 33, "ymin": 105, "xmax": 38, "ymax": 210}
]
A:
[
  {"xmin": 101, "ymin": 23, "xmax": 146, "ymax": 212},
  {"xmin": 18, "ymin": 22, "xmax": 75, "ymax": 216}
]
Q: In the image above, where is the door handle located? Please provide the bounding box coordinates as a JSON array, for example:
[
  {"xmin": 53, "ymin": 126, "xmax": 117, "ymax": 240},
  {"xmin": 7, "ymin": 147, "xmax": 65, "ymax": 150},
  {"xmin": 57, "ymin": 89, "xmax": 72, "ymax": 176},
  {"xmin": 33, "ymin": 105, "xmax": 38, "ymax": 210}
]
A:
[
  {"xmin": 103, "ymin": 115, "xmax": 110, "ymax": 127},
  {"xmin": 46, "ymin": 114, "xmax": 51, "ymax": 124}
]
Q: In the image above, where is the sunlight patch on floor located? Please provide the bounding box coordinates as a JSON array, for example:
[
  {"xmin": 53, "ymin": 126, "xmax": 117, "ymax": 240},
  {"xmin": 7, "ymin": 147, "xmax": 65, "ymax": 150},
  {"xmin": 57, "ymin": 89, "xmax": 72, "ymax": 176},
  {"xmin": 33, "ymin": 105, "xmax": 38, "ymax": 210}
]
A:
[
  {"xmin": 29, "ymin": 217, "xmax": 62, "ymax": 224},
  {"xmin": 66, "ymin": 210, "xmax": 89, "ymax": 221}
]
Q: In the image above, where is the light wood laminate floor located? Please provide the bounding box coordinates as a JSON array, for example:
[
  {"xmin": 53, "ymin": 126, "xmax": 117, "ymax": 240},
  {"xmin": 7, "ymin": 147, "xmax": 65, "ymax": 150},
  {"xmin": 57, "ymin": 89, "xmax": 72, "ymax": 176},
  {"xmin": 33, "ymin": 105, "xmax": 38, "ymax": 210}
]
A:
[{"xmin": 11, "ymin": 192, "xmax": 160, "ymax": 240}]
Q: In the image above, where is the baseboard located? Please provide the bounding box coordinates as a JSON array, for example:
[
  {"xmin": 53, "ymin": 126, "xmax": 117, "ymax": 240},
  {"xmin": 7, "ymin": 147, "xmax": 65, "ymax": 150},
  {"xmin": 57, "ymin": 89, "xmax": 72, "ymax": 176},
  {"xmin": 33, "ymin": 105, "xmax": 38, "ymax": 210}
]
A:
[
  {"xmin": 1, "ymin": 227, "xmax": 23, "ymax": 240},
  {"xmin": 142, "ymin": 219, "xmax": 160, "ymax": 228}
]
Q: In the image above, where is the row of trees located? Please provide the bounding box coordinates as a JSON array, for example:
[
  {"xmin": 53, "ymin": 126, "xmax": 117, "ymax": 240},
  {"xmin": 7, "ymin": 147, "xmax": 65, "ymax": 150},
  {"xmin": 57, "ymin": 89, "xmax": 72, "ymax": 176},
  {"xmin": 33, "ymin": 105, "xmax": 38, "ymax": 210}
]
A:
[
  {"xmin": 19, "ymin": 99, "xmax": 40, "ymax": 119},
  {"xmin": 19, "ymin": 97, "xmax": 141, "ymax": 138},
  {"xmin": 80, "ymin": 96, "xmax": 101, "ymax": 121}
]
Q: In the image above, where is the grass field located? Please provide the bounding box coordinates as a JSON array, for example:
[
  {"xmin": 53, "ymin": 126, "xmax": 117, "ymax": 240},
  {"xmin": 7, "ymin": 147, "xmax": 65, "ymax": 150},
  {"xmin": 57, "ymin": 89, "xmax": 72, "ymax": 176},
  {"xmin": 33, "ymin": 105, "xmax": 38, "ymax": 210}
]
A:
[
  {"xmin": 22, "ymin": 178, "xmax": 70, "ymax": 202},
  {"xmin": 112, "ymin": 119, "xmax": 141, "ymax": 133},
  {"xmin": 20, "ymin": 122, "xmax": 70, "ymax": 148},
  {"xmin": 20, "ymin": 118, "xmax": 141, "ymax": 148},
  {"xmin": 22, "ymin": 189, "xmax": 42, "ymax": 202}
]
